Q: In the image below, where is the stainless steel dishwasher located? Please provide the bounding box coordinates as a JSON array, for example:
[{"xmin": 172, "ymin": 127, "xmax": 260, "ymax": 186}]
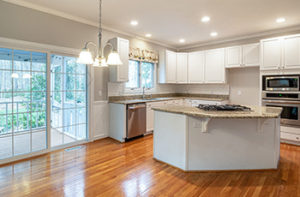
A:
[{"xmin": 127, "ymin": 103, "xmax": 146, "ymax": 139}]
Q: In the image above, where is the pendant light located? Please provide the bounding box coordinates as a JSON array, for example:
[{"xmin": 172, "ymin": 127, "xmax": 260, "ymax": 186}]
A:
[{"xmin": 77, "ymin": 0, "xmax": 122, "ymax": 67}]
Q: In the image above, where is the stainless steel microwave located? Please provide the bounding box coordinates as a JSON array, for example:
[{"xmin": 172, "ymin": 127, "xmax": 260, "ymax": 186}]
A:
[{"xmin": 262, "ymin": 75, "xmax": 300, "ymax": 91}]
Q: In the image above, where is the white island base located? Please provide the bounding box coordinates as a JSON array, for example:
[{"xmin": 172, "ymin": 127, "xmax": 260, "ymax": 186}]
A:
[{"xmin": 153, "ymin": 111, "xmax": 280, "ymax": 171}]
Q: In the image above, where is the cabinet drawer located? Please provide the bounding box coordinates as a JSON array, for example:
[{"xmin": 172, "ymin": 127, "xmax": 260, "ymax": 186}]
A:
[{"xmin": 281, "ymin": 132, "xmax": 300, "ymax": 142}]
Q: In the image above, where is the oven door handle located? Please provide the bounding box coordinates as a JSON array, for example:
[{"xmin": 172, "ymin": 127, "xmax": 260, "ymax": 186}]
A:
[{"xmin": 262, "ymin": 99, "xmax": 300, "ymax": 104}]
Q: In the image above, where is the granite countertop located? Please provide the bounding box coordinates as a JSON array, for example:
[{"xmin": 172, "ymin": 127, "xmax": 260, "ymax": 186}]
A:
[
  {"xmin": 109, "ymin": 96, "xmax": 227, "ymax": 105},
  {"xmin": 152, "ymin": 105, "xmax": 282, "ymax": 118}
]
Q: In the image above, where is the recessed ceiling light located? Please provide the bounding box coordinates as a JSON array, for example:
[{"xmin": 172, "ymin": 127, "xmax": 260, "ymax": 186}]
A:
[
  {"xmin": 210, "ymin": 32, "xmax": 218, "ymax": 37},
  {"xmin": 145, "ymin": 34, "xmax": 152, "ymax": 38},
  {"xmin": 130, "ymin": 20, "xmax": 138, "ymax": 26},
  {"xmin": 179, "ymin": 39, "xmax": 186, "ymax": 43},
  {"xmin": 201, "ymin": 16, "xmax": 210, "ymax": 23},
  {"xmin": 276, "ymin": 17, "xmax": 286, "ymax": 23}
]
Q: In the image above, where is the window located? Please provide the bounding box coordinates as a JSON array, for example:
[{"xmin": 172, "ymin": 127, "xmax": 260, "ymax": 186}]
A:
[{"xmin": 126, "ymin": 60, "xmax": 154, "ymax": 89}]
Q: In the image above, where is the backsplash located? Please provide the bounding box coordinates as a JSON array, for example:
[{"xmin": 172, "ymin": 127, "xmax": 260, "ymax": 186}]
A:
[{"xmin": 174, "ymin": 84, "xmax": 230, "ymax": 95}]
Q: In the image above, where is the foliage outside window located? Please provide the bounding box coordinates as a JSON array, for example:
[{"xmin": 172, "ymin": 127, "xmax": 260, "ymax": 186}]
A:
[{"xmin": 126, "ymin": 60, "xmax": 154, "ymax": 89}]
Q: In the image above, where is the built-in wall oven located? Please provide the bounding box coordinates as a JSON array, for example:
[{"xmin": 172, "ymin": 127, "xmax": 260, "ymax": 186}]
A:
[{"xmin": 262, "ymin": 75, "xmax": 300, "ymax": 127}]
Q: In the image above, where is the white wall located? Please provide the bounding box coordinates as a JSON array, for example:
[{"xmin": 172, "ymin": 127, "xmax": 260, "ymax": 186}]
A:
[{"xmin": 228, "ymin": 67, "xmax": 260, "ymax": 105}]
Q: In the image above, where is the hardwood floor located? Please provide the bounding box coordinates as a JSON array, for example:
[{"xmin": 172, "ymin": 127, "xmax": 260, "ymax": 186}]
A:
[{"xmin": 0, "ymin": 135, "xmax": 299, "ymax": 197}]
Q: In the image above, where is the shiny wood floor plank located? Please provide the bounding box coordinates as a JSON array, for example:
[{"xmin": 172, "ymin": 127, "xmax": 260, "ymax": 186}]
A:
[{"xmin": 0, "ymin": 135, "xmax": 299, "ymax": 197}]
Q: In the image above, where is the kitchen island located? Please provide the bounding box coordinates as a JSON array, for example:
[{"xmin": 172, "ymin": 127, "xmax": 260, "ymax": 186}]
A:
[{"xmin": 152, "ymin": 105, "xmax": 282, "ymax": 171}]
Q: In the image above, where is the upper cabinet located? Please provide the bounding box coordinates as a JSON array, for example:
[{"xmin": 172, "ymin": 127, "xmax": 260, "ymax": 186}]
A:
[
  {"xmin": 188, "ymin": 51, "xmax": 205, "ymax": 83},
  {"xmin": 260, "ymin": 38, "xmax": 282, "ymax": 70},
  {"xmin": 165, "ymin": 50, "xmax": 177, "ymax": 83},
  {"xmin": 225, "ymin": 46, "xmax": 242, "ymax": 68},
  {"xmin": 108, "ymin": 37, "xmax": 129, "ymax": 82},
  {"xmin": 284, "ymin": 35, "xmax": 300, "ymax": 69},
  {"xmin": 225, "ymin": 43, "xmax": 259, "ymax": 68},
  {"xmin": 176, "ymin": 53, "xmax": 188, "ymax": 83},
  {"xmin": 261, "ymin": 34, "xmax": 300, "ymax": 71},
  {"xmin": 242, "ymin": 43, "xmax": 260, "ymax": 67},
  {"xmin": 205, "ymin": 48, "xmax": 226, "ymax": 83}
]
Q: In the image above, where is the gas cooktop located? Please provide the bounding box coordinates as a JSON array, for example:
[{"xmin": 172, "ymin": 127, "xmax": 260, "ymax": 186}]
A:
[{"xmin": 197, "ymin": 104, "xmax": 252, "ymax": 111}]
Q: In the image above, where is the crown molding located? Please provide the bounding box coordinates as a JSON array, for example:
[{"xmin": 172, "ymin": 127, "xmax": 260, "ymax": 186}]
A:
[
  {"xmin": 178, "ymin": 25, "xmax": 300, "ymax": 51},
  {"xmin": 2, "ymin": 0, "xmax": 176, "ymax": 50}
]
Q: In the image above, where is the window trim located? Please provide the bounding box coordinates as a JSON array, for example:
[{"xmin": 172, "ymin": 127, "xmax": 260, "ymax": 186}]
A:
[{"xmin": 126, "ymin": 60, "xmax": 155, "ymax": 91}]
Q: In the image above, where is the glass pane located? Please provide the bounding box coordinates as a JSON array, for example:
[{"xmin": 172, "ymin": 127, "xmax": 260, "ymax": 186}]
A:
[
  {"xmin": 51, "ymin": 55, "xmax": 62, "ymax": 73},
  {"xmin": 32, "ymin": 72, "xmax": 46, "ymax": 92},
  {"xmin": 76, "ymin": 108, "xmax": 86, "ymax": 125},
  {"xmin": 65, "ymin": 91, "xmax": 75, "ymax": 106},
  {"xmin": 65, "ymin": 73, "xmax": 75, "ymax": 91},
  {"xmin": 126, "ymin": 60, "xmax": 139, "ymax": 88},
  {"xmin": 0, "ymin": 136, "xmax": 12, "ymax": 159},
  {"xmin": 51, "ymin": 109, "xmax": 62, "ymax": 128},
  {"xmin": 32, "ymin": 52, "xmax": 47, "ymax": 72},
  {"xmin": 141, "ymin": 62, "xmax": 154, "ymax": 88},
  {"xmin": 31, "ymin": 111, "xmax": 46, "ymax": 129},
  {"xmin": 13, "ymin": 113, "xmax": 30, "ymax": 132},
  {"xmin": 14, "ymin": 133, "xmax": 30, "ymax": 156},
  {"xmin": 65, "ymin": 57, "xmax": 76, "ymax": 73},
  {"xmin": 0, "ymin": 114, "xmax": 12, "ymax": 135},
  {"xmin": 76, "ymin": 92, "xmax": 86, "ymax": 107},
  {"xmin": 76, "ymin": 63, "xmax": 86, "ymax": 74},
  {"xmin": 75, "ymin": 75, "xmax": 86, "ymax": 91},
  {"xmin": 32, "ymin": 92, "xmax": 46, "ymax": 112},
  {"xmin": 0, "ymin": 48, "xmax": 12, "ymax": 70},
  {"xmin": 13, "ymin": 50, "xmax": 31, "ymax": 71},
  {"xmin": 51, "ymin": 73, "xmax": 63, "ymax": 92},
  {"xmin": 51, "ymin": 127, "xmax": 63, "ymax": 147},
  {"xmin": 63, "ymin": 108, "xmax": 76, "ymax": 127},
  {"xmin": 63, "ymin": 126, "xmax": 76, "ymax": 144},
  {"xmin": 32, "ymin": 130, "xmax": 46, "ymax": 152},
  {"xmin": 0, "ymin": 93, "xmax": 12, "ymax": 115},
  {"xmin": 13, "ymin": 92, "xmax": 31, "ymax": 114},
  {"xmin": 0, "ymin": 70, "xmax": 12, "ymax": 92},
  {"xmin": 77, "ymin": 124, "xmax": 87, "ymax": 140},
  {"xmin": 13, "ymin": 71, "xmax": 31, "ymax": 92}
]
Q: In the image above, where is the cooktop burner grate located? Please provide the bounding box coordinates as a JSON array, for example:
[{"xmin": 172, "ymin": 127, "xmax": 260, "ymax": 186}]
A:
[{"xmin": 197, "ymin": 104, "xmax": 252, "ymax": 111}]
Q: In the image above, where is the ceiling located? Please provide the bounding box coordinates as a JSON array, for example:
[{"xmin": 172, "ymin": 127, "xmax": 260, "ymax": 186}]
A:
[{"xmin": 5, "ymin": 0, "xmax": 300, "ymax": 48}]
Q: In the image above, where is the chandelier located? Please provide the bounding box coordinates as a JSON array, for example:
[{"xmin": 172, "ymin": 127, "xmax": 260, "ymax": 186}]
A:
[{"xmin": 77, "ymin": 0, "xmax": 122, "ymax": 67}]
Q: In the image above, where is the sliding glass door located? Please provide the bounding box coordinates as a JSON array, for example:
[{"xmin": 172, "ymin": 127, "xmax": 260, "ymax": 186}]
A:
[
  {"xmin": 0, "ymin": 47, "xmax": 88, "ymax": 162},
  {"xmin": 50, "ymin": 55, "xmax": 87, "ymax": 147},
  {"xmin": 0, "ymin": 48, "xmax": 47, "ymax": 159}
]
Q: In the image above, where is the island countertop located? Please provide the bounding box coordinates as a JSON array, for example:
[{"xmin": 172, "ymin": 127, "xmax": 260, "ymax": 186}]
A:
[{"xmin": 152, "ymin": 105, "xmax": 282, "ymax": 118}]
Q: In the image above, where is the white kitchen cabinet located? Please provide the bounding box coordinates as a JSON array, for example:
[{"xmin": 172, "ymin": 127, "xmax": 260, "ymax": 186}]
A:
[
  {"xmin": 284, "ymin": 35, "xmax": 300, "ymax": 69},
  {"xmin": 188, "ymin": 51, "xmax": 205, "ymax": 83},
  {"xmin": 108, "ymin": 37, "xmax": 129, "ymax": 82},
  {"xmin": 176, "ymin": 53, "xmax": 188, "ymax": 83},
  {"xmin": 242, "ymin": 43, "xmax": 260, "ymax": 67},
  {"xmin": 260, "ymin": 38, "xmax": 282, "ymax": 70},
  {"xmin": 225, "ymin": 46, "xmax": 242, "ymax": 68},
  {"xmin": 205, "ymin": 48, "xmax": 226, "ymax": 83},
  {"xmin": 165, "ymin": 50, "xmax": 177, "ymax": 83},
  {"xmin": 225, "ymin": 43, "xmax": 259, "ymax": 68}
]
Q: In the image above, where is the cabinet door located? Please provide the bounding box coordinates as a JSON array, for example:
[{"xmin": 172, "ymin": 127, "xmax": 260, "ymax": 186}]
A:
[
  {"xmin": 176, "ymin": 53, "xmax": 188, "ymax": 83},
  {"xmin": 188, "ymin": 52, "xmax": 204, "ymax": 83},
  {"xmin": 117, "ymin": 38, "xmax": 129, "ymax": 82},
  {"xmin": 205, "ymin": 48, "xmax": 225, "ymax": 83},
  {"xmin": 261, "ymin": 38, "xmax": 282, "ymax": 70},
  {"xmin": 284, "ymin": 36, "xmax": 300, "ymax": 69},
  {"xmin": 225, "ymin": 46, "xmax": 242, "ymax": 68},
  {"xmin": 166, "ymin": 50, "xmax": 177, "ymax": 83},
  {"xmin": 242, "ymin": 43, "xmax": 260, "ymax": 67}
]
